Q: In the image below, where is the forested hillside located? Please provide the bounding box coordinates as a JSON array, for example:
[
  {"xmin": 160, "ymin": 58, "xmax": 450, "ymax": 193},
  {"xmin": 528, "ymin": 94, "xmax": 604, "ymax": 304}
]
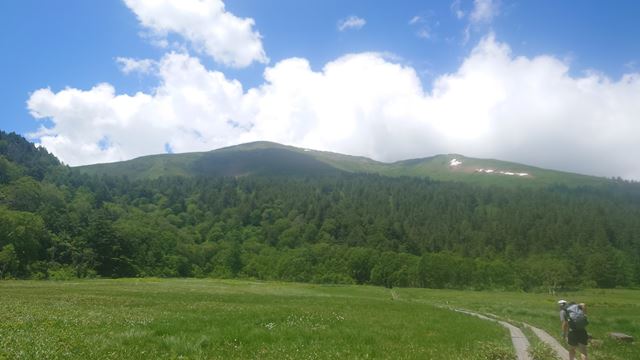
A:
[{"xmin": 1, "ymin": 130, "xmax": 639, "ymax": 290}]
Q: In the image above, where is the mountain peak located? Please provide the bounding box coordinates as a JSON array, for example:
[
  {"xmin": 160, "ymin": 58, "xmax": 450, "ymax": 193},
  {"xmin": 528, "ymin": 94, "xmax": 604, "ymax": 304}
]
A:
[{"xmin": 218, "ymin": 141, "xmax": 288, "ymax": 151}]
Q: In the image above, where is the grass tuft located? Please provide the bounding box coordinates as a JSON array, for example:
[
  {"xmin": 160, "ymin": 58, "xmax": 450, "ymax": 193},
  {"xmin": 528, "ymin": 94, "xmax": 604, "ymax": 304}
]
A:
[
  {"xmin": 528, "ymin": 342, "xmax": 560, "ymax": 360},
  {"xmin": 472, "ymin": 342, "xmax": 514, "ymax": 360}
]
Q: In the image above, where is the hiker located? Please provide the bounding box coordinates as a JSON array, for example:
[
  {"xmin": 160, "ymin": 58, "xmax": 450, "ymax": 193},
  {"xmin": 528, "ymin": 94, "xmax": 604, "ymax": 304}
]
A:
[{"xmin": 558, "ymin": 300, "xmax": 589, "ymax": 360}]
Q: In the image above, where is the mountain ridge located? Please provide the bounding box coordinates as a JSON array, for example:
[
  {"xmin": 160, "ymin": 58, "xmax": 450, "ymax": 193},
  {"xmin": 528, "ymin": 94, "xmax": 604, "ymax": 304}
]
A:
[{"xmin": 75, "ymin": 141, "xmax": 609, "ymax": 187}]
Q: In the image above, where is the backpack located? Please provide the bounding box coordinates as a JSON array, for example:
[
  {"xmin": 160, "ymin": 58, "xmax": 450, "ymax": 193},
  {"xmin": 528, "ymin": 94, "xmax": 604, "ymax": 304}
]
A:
[{"xmin": 565, "ymin": 304, "xmax": 588, "ymax": 330}]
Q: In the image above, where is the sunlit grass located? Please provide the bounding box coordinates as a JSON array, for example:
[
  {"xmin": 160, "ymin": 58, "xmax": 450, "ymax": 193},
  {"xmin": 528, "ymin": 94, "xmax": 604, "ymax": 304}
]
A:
[
  {"xmin": 398, "ymin": 288, "xmax": 640, "ymax": 360},
  {"xmin": 0, "ymin": 279, "xmax": 510, "ymax": 359}
]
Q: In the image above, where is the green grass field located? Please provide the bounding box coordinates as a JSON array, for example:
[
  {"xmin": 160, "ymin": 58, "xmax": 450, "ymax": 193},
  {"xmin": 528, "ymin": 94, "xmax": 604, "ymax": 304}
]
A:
[
  {"xmin": 0, "ymin": 279, "xmax": 638, "ymax": 359},
  {"xmin": 398, "ymin": 288, "xmax": 640, "ymax": 359},
  {"xmin": 0, "ymin": 279, "xmax": 511, "ymax": 360}
]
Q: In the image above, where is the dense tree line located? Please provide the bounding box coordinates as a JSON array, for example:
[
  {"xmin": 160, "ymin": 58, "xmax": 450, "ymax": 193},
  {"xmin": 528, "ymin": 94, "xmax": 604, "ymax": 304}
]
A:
[{"xmin": 1, "ymin": 131, "xmax": 639, "ymax": 290}]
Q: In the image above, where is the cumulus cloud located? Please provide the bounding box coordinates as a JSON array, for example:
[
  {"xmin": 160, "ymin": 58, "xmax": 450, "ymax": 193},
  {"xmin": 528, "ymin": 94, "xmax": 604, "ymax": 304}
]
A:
[
  {"xmin": 28, "ymin": 35, "xmax": 640, "ymax": 180},
  {"xmin": 338, "ymin": 16, "xmax": 366, "ymax": 31},
  {"xmin": 29, "ymin": 53, "xmax": 246, "ymax": 165},
  {"xmin": 123, "ymin": 0, "xmax": 268, "ymax": 68}
]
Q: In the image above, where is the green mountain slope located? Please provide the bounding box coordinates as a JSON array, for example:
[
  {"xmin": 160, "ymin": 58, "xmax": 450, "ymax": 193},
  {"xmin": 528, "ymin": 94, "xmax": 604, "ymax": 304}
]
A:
[
  {"xmin": 0, "ymin": 131, "xmax": 62, "ymax": 181},
  {"xmin": 3, "ymin": 130, "xmax": 640, "ymax": 288},
  {"xmin": 75, "ymin": 141, "xmax": 609, "ymax": 187},
  {"xmin": 383, "ymin": 154, "xmax": 608, "ymax": 187}
]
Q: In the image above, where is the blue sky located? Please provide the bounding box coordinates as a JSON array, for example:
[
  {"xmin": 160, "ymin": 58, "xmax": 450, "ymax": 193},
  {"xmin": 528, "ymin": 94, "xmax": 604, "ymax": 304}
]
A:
[{"xmin": 1, "ymin": 1, "xmax": 639, "ymax": 179}]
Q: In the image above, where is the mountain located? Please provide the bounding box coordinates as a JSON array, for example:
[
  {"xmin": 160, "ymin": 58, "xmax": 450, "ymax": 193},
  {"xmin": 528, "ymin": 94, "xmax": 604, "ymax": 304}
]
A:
[
  {"xmin": 2, "ymin": 130, "xmax": 640, "ymax": 288},
  {"xmin": 75, "ymin": 141, "xmax": 609, "ymax": 187}
]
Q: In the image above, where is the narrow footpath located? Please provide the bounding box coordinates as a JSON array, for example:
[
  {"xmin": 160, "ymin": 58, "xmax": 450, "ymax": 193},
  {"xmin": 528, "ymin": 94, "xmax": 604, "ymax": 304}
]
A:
[
  {"xmin": 455, "ymin": 309, "xmax": 532, "ymax": 360},
  {"xmin": 523, "ymin": 323, "xmax": 569, "ymax": 360},
  {"xmin": 401, "ymin": 290, "xmax": 569, "ymax": 360},
  {"xmin": 454, "ymin": 309, "xmax": 573, "ymax": 360}
]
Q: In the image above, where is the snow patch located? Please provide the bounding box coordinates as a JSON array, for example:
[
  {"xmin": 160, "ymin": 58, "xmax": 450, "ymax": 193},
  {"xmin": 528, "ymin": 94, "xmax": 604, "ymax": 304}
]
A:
[
  {"xmin": 450, "ymin": 158, "xmax": 462, "ymax": 167},
  {"xmin": 476, "ymin": 168, "xmax": 494, "ymax": 173},
  {"xmin": 475, "ymin": 168, "xmax": 531, "ymax": 178}
]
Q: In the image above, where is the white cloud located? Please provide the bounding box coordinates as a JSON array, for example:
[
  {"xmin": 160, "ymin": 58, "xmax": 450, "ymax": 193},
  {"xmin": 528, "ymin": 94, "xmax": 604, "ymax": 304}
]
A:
[
  {"xmin": 409, "ymin": 15, "xmax": 433, "ymax": 41},
  {"xmin": 625, "ymin": 61, "xmax": 637, "ymax": 71},
  {"xmin": 29, "ymin": 53, "xmax": 246, "ymax": 165},
  {"xmin": 116, "ymin": 57, "xmax": 156, "ymax": 74},
  {"xmin": 470, "ymin": 0, "xmax": 498, "ymax": 24},
  {"xmin": 417, "ymin": 29, "xmax": 432, "ymax": 40},
  {"xmin": 460, "ymin": 1, "xmax": 498, "ymax": 45},
  {"xmin": 123, "ymin": 0, "xmax": 267, "ymax": 68},
  {"xmin": 462, "ymin": 25, "xmax": 471, "ymax": 45},
  {"xmin": 409, "ymin": 16, "xmax": 422, "ymax": 25},
  {"xmin": 451, "ymin": 0, "xmax": 465, "ymax": 19},
  {"xmin": 28, "ymin": 36, "xmax": 640, "ymax": 180},
  {"xmin": 238, "ymin": 53, "xmax": 432, "ymax": 159},
  {"xmin": 338, "ymin": 16, "xmax": 366, "ymax": 31}
]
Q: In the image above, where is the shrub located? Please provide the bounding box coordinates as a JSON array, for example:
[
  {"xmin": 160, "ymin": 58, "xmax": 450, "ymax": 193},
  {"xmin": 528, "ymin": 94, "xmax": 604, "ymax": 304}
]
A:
[{"xmin": 48, "ymin": 265, "xmax": 77, "ymax": 280}]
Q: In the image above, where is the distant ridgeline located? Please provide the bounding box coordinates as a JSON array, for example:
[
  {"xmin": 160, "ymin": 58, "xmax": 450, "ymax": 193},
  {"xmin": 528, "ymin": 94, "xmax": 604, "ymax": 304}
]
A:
[{"xmin": 1, "ymin": 129, "xmax": 640, "ymax": 290}]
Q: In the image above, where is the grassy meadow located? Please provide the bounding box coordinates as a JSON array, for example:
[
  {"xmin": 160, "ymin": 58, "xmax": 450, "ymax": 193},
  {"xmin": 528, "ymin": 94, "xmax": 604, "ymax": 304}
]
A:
[
  {"xmin": 398, "ymin": 288, "xmax": 640, "ymax": 360},
  {"xmin": 0, "ymin": 279, "xmax": 511, "ymax": 360},
  {"xmin": 0, "ymin": 279, "xmax": 638, "ymax": 360}
]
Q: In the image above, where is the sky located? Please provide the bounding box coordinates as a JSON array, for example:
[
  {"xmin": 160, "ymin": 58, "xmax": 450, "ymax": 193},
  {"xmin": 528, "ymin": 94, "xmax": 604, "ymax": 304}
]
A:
[{"xmin": 1, "ymin": 0, "xmax": 639, "ymax": 179}]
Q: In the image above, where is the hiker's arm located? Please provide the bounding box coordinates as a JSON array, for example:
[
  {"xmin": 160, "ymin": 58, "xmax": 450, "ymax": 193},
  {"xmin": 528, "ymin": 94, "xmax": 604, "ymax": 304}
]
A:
[{"xmin": 561, "ymin": 320, "xmax": 568, "ymax": 338}]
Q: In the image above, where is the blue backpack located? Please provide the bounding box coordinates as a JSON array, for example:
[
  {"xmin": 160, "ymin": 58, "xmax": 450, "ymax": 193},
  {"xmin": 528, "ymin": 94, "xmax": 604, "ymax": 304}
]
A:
[{"xmin": 565, "ymin": 304, "xmax": 588, "ymax": 330}]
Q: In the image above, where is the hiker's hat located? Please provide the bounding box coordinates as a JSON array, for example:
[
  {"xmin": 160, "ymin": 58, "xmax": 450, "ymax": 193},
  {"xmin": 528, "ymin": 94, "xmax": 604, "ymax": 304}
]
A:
[{"xmin": 557, "ymin": 299, "xmax": 567, "ymax": 305}]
